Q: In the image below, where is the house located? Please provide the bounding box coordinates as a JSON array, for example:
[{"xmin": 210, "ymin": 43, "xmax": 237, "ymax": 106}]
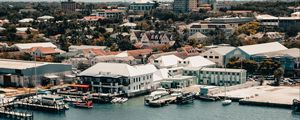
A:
[
  {"xmin": 13, "ymin": 42, "xmax": 57, "ymax": 52},
  {"xmin": 68, "ymin": 45, "xmax": 107, "ymax": 52},
  {"xmin": 140, "ymin": 31, "xmax": 173, "ymax": 46},
  {"xmin": 151, "ymin": 55, "xmax": 183, "ymax": 68},
  {"xmin": 200, "ymin": 46, "xmax": 236, "ymax": 67},
  {"xmin": 188, "ymin": 32, "xmax": 208, "ymax": 42},
  {"xmin": 179, "ymin": 56, "xmax": 216, "ymax": 68},
  {"xmin": 77, "ymin": 63, "xmax": 156, "ymax": 97},
  {"xmin": 130, "ymin": 30, "xmax": 144, "ymax": 43},
  {"xmin": 29, "ymin": 47, "xmax": 62, "ymax": 58},
  {"xmin": 120, "ymin": 22, "xmax": 137, "ymax": 29},
  {"xmin": 79, "ymin": 16, "xmax": 105, "ymax": 22},
  {"xmin": 0, "ymin": 59, "xmax": 72, "ymax": 87},
  {"xmin": 183, "ymin": 67, "xmax": 247, "ymax": 86}
]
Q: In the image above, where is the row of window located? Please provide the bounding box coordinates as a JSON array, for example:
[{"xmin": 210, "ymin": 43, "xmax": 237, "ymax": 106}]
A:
[
  {"xmin": 204, "ymin": 56, "xmax": 219, "ymax": 59},
  {"xmin": 132, "ymin": 75, "xmax": 152, "ymax": 83}
]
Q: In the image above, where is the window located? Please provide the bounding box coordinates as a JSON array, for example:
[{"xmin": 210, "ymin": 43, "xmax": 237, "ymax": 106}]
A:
[
  {"xmin": 209, "ymin": 56, "xmax": 213, "ymax": 58},
  {"xmin": 204, "ymin": 56, "xmax": 208, "ymax": 58},
  {"xmin": 128, "ymin": 86, "xmax": 130, "ymax": 90},
  {"xmin": 215, "ymin": 56, "xmax": 219, "ymax": 59}
]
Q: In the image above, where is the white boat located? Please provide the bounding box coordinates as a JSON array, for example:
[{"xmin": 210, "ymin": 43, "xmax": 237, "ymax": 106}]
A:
[
  {"xmin": 111, "ymin": 97, "xmax": 128, "ymax": 104},
  {"xmin": 111, "ymin": 97, "xmax": 122, "ymax": 103},
  {"xmin": 222, "ymin": 67, "xmax": 232, "ymax": 106},
  {"xmin": 119, "ymin": 98, "xmax": 128, "ymax": 103},
  {"xmin": 222, "ymin": 99, "xmax": 232, "ymax": 105}
]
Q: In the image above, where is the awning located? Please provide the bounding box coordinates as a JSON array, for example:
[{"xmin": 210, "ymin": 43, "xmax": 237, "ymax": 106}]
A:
[{"xmin": 44, "ymin": 75, "xmax": 59, "ymax": 79}]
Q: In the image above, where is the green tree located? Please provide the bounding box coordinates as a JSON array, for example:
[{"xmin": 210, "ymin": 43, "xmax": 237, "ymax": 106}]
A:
[{"xmin": 274, "ymin": 67, "xmax": 284, "ymax": 86}]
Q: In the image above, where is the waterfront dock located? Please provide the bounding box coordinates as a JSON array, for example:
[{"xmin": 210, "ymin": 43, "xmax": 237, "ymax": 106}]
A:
[
  {"xmin": 213, "ymin": 85, "xmax": 299, "ymax": 109},
  {"xmin": 0, "ymin": 110, "xmax": 33, "ymax": 120}
]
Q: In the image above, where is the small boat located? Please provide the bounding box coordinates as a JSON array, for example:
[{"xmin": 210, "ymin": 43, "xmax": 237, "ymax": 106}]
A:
[
  {"xmin": 144, "ymin": 88, "xmax": 169, "ymax": 106},
  {"xmin": 222, "ymin": 99, "xmax": 232, "ymax": 106},
  {"xmin": 111, "ymin": 97, "xmax": 128, "ymax": 104},
  {"xmin": 111, "ymin": 97, "xmax": 122, "ymax": 103},
  {"xmin": 119, "ymin": 98, "xmax": 128, "ymax": 103},
  {"xmin": 73, "ymin": 100, "xmax": 93, "ymax": 108}
]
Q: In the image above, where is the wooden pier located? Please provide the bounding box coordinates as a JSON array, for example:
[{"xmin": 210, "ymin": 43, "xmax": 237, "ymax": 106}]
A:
[{"xmin": 0, "ymin": 110, "xmax": 33, "ymax": 120}]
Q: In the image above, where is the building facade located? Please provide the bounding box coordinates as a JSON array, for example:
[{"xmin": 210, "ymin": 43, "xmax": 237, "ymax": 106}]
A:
[
  {"xmin": 0, "ymin": 59, "xmax": 73, "ymax": 87},
  {"xmin": 183, "ymin": 67, "xmax": 247, "ymax": 86},
  {"xmin": 77, "ymin": 63, "xmax": 156, "ymax": 97},
  {"xmin": 173, "ymin": 0, "xmax": 198, "ymax": 13},
  {"xmin": 61, "ymin": 0, "xmax": 76, "ymax": 11}
]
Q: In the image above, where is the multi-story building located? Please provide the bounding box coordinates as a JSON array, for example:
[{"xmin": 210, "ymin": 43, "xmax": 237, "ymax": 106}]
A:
[
  {"xmin": 256, "ymin": 14, "xmax": 300, "ymax": 30},
  {"xmin": 61, "ymin": 0, "xmax": 76, "ymax": 11},
  {"xmin": 91, "ymin": 9, "xmax": 125, "ymax": 20},
  {"xmin": 200, "ymin": 46, "xmax": 236, "ymax": 67},
  {"xmin": 183, "ymin": 67, "xmax": 247, "ymax": 86},
  {"xmin": 187, "ymin": 23, "xmax": 234, "ymax": 36},
  {"xmin": 129, "ymin": 0, "xmax": 157, "ymax": 12},
  {"xmin": 77, "ymin": 63, "xmax": 157, "ymax": 97},
  {"xmin": 173, "ymin": 0, "xmax": 198, "ymax": 13}
]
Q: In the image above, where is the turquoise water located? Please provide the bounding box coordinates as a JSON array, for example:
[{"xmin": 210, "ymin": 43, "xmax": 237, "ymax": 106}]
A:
[{"xmin": 8, "ymin": 96, "xmax": 300, "ymax": 120}]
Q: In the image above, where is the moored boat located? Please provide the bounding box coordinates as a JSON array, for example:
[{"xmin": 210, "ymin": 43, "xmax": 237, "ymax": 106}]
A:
[
  {"xmin": 292, "ymin": 99, "xmax": 300, "ymax": 112},
  {"xmin": 73, "ymin": 100, "xmax": 93, "ymax": 108},
  {"xmin": 222, "ymin": 99, "xmax": 232, "ymax": 106},
  {"xmin": 176, "ymin": 92, "xmax": 195, "ymax": 104}
]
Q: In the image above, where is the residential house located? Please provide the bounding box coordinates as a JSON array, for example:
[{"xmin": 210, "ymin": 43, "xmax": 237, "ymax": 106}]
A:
[
  {"xmin": 13, "ymin": 42, "xmax": 57, "ymax": 52},
  {"xmin": 91, "ymin": 9, "xmax": 125, "ymax": 20},
  {"xmin": 151, "ymin": 55, "xmax": 183, "ymax": 68},
  {"xmin": 188, "ymin": 32, "xmax": 208, "ymax": 43},
  {"xmin": 140, "ymin": 31, "xmax": 173, "ymax": 46}
]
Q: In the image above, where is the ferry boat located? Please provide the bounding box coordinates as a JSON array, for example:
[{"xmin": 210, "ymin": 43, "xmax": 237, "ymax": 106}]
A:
[
  {"xmin": 33, "ymin": 95, "xmax": 69, "ymax": 110},
  {"xmin": 176, "ymin": 92, "xmax": 195, "ymax": 104}
]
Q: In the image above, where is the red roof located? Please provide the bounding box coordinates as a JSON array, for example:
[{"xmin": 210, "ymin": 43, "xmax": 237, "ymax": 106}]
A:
[
  {"xmin": 127, "ymin": 49, "xmax": 152, "ymax": 57},
  {"xmin": 30, "ymin": 47, "xmax": 60, "ymax": 54},
  {"xmin": 82, "ymin": 16, "xmax": 105, "ymax": 21},
  {"xmin": 70, "ymin": 84, "xmax": 90, "ymax": 88}
]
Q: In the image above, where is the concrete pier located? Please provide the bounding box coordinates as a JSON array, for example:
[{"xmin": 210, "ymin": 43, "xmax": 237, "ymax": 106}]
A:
[{"xmin": 213, "ymin": 85, "xmax": 300, "ymax": 109}]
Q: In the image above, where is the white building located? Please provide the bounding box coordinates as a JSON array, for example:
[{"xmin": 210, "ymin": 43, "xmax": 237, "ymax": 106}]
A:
[
  {"xmin": 187, "ymin": 23, "xmax": 234, "ymax": 36},
  {"xmin": 68, "ymin": 45, "xmax": 107, "ymax": 52},
  {"xmin": 183, "ymin": 67, "xmax": 247, "ymax": 86},
  {"xmin": 12, "ymin": 42, "xmax": 57, "ymax": 52},
  {"xmin": 200, "ymin": 46, "xmax": 236, "ymax": 67},
  {"xmin": 151, "ymin": 55, "xmax": 183, "ymax": 68},
  {"xmin": 78, "ymin": 63, "xmax": 157, "ymax": 97}
]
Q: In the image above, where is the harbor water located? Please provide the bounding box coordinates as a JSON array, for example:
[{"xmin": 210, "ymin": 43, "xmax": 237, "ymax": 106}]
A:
[{"xmin": 6, "ymin": 96, "xmax": 300, "ymax": 120}]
